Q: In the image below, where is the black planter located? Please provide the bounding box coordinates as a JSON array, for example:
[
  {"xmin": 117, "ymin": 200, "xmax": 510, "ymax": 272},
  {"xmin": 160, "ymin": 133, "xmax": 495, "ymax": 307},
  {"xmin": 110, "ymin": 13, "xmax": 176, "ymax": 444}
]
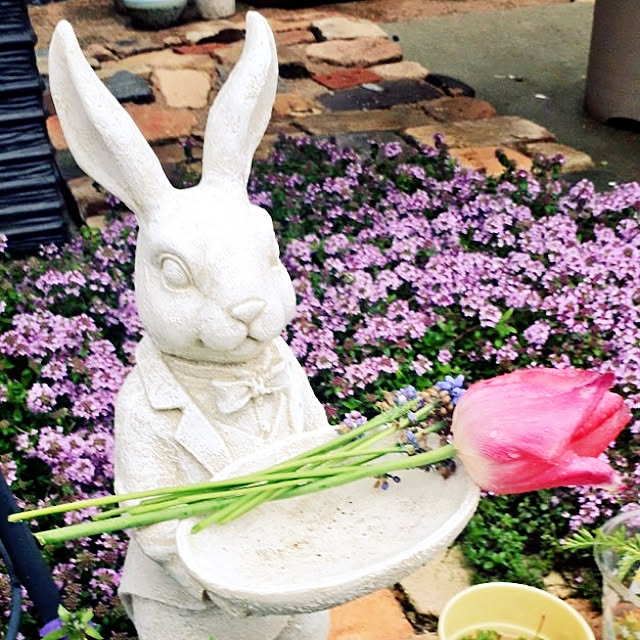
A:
[{"xmin": 0, "ymin": 0, "xmax": 79, "ymax": 254}]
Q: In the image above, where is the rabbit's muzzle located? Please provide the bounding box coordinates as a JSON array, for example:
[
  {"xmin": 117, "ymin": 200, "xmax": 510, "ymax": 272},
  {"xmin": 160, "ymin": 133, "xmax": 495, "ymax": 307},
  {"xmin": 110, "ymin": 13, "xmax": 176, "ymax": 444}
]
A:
[{"xmin": 230, "ymin": 298, "xmax": 267, "ymax": 325}]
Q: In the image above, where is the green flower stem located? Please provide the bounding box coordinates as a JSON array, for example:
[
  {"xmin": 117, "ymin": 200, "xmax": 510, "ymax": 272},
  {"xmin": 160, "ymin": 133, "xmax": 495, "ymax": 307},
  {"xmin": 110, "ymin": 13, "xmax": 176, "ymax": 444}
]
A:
[
  {"xmin": 35, "ymin": 499, "xmax": 226, "ymax": 545},
  {"xmin": 34, "ymin": 444, "xmax": 457, "ymax": 544},
  {"xmin": 96, "ymin": 478, "xmax": 311, "ymax": 520},
  {"xmin": 199, "ymin": 443, "xmax": 457, "ymax": 527},
  {"xmin": 91, "ymin": 450, "xmax": 397, "ymax": 521},
  {"xmin": 192, "ymin": 486, "xmax": 289, "ymax": 532},
  {"xmin": 282, "ymin": 444, "xmax": 458, "ymax": 501},
  {"xmin": 20, "ymin": 399, "xmax": 448, "ymax": 542},
  {"xmin": 194, "ymin": 441, "xmax": 393, "ymax": 530},
  {"xmin": 199, "ymin": 419, "xmax": 419, "ymax": 528},
  {"xmin": 10, "ymin": 402, "xmax": 421, "ymax": 525},
  {"xmin": 271, "ymin": 399, "xmax": 423, "ymax": 465},
  {"xmin": 10, "ymin": 463, "xmax": 375, "ymax": 524}
]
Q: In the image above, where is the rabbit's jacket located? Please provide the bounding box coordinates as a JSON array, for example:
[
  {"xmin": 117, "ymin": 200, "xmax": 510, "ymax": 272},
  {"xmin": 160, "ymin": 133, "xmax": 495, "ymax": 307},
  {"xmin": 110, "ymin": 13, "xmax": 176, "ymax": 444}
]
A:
[{"xmin": 113, "ymin": 335, "xmax": 328, "ymax": 611}]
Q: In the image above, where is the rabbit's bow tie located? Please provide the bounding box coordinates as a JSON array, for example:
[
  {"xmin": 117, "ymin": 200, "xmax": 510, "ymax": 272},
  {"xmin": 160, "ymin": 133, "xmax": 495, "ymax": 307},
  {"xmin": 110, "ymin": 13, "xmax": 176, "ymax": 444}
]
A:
[{"xmin": 211, "ymin": 362, "xmax": 288, "ymax": 414}]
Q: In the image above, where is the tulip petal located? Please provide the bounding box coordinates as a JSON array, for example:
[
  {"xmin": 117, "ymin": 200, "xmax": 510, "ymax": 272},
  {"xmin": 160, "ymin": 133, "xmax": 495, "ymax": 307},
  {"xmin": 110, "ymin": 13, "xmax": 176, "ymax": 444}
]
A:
[
  {"xmin": 455, "ymin": 387, "xmax": 592, "ymax": 462},
  {"xmin": 459, "ymin": 449, "xmax": 619, "ymax": 494},
  {"xmin": 571, "ymin": 391, "xmax": 631, "ymax": 456},
  {"xmin": 526, "ymin": 452, "xmax": 620, "ymax": 492},
  {"xmin": 471, "ymin": 368, "xmax": 604, "ymax": 394}
]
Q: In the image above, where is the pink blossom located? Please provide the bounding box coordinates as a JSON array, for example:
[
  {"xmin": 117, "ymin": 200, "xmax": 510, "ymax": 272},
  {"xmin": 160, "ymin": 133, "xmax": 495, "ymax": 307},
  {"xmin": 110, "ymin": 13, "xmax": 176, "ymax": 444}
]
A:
[{"xmin": 452, "ymin": 368, "xmax": 630, "ymax": 493}]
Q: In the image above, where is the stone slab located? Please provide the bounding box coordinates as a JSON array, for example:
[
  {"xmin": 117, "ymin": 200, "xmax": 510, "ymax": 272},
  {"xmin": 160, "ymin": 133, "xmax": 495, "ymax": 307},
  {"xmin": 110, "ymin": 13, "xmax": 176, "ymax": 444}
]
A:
[
  {"xmin": 99, "ymin": 49, "xmax": 215, "ymax": 79},
  {"xmin": 313, "ymin": 68, "xmax": 382, "ymax": 90},
  {"xmin": 85, "ymin": 215, "xmax": 107, "ymax": 230},
  {"xmin": 317, "ymin": 80, "xmax": 442, "ymax": 112},
  {"xmin": 84, "ymin": 43, "xmax": 117, "ymax": 62},
  {"xmin": 543, "ymin": 571, "xmax": 574, "ymax": 600},
  {"xmin": 173, "ymin": 42, "xmax": 232, "ymax": 55},
  {"xmin": 370, "ymin": 61, "xmax": 429, "ymax": 82},
  {"xmin": 118, "ymin": 105, "xmax": 197, "ymax": 143},
  {"xmin": 184, "ymin": 20, "xmax": 245, "ymax": 44},
  {"xmin": 48, "ymin": 105, "xmax": 198, "ymax": 149},
  {"xmin": 306, "ymin": 37, "xmax": 402, "ymax": 68},
  {"xmin": 312, "ymin": 16, "xmax": 388, "ymax": 41},
  {"xmin": 154, "ymin": 142, "xmax": 190, "ymax": 165},
  {"xmin": 450, "ymin": 146, "xmax": 533, "ymax": 175},
  {"xmin": 110, "ymin": 38, "xmax": 164, "ymax": 58},
  {"xmin": 523, "ymin": 141, "xmax": 594, "ymax": 173},
  {"xmin": 209, "ymin": 41, "xmax": 244, "ymax": 66},
  {"xmin": 328, "ymin": 589, "xmax": 414, "ymax": 640},
  {"xmin": 305, "ymin": 59, "xmax": 355, "ymax": 78},
  {"xmin": 47, "ymin": 116, "xmax": 68, "ymax": 151},
  {"xmin": 423, "ymin": 97, "xmax": 497, "ymax": 122},
  {"xmin": 267, "ymin": 17, "xmax": 314, "ymax": 33},
  {"xmin": 277, "ymin": 45, "xmax": 312, "ymax": 79},
  {"xmin": 295, "ymin": 105, "xmax": 436, "ymax": 135},
  {"xmin": 273, "ymin": 93, "xmax": 323, "ymax": 118},
  {"xmin": 285, "ymin": 78, "xmax": 327, "ymax": 99},
  {"xmin": 275, "ymin": 29, "xmax": 316, "ymax": 47},
  {"xmin": 316, "ymin": 131, "xmax": 412, "ymax": 156},
  {"xmin": 153, "ymin": 68, "xmax": 211, "ymax": 109},
  {"xmin": 67, "ymin": 176, "xmax": 109, "ymax": 220},
  {"xmin": 404, "ymin": 116, "xmax": 555, "ymax": 148},
  {"xmin": 400, "ymin": 547, "xmax": 472, "ymax": 617},
  {"xmin": 105, "ymin": 71, "xmax": 155, "ymax": 104},
  {"xmin": 163, "ymin": 35, "xmax": 186, "ymax": 47}
]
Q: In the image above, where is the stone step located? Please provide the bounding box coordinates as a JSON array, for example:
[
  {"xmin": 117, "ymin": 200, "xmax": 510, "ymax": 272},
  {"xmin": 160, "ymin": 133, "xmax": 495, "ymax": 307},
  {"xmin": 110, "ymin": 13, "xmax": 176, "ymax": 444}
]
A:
[
  {"xmin": 404, "ymin": 115, "xmax": 555, "ymax": 149},
  {"xmin": 329, "ymin": 589, "xmax": 415, "ymax": 640}
]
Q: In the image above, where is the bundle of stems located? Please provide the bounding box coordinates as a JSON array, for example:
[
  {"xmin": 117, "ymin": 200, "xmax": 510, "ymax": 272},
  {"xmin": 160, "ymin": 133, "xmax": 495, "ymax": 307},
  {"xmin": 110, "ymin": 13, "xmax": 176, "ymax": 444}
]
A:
[{"xmin": 10, "ymin": 394, "xmax": 457, "ymax": 546}]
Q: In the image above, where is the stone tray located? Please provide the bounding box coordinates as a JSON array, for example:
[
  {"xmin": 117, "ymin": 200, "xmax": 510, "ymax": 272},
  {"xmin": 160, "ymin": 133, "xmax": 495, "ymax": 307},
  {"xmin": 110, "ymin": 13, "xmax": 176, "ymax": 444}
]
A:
[{"xmin": 176, "ymin": 427, "xmax": 480, "ymax": 616}]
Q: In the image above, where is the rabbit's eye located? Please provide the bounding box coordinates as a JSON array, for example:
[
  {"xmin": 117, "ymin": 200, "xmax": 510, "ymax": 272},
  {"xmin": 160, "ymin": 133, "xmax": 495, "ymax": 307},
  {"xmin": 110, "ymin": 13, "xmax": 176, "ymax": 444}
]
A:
[{"xmin": 160, "ymin": 256, "xmax": 191, "ymax": 290}]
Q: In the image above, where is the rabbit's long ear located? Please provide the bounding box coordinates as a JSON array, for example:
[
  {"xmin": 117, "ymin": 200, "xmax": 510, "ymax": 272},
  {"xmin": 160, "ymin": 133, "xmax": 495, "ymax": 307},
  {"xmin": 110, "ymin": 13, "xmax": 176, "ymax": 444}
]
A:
[
  {"xmin": 201, "ymin": 11, "xmax": 278, "ymax": 189},
  {"xmin": 49, "ymin": 21, "xmax": 172, "ymax": 221}
]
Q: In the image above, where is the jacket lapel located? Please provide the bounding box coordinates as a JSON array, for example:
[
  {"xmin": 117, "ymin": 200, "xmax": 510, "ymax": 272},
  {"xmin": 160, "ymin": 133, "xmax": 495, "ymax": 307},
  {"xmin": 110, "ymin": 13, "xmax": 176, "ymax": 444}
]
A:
[{"xmin": 136, "ymin": 336, "xmax": 234, "ymax": 475}]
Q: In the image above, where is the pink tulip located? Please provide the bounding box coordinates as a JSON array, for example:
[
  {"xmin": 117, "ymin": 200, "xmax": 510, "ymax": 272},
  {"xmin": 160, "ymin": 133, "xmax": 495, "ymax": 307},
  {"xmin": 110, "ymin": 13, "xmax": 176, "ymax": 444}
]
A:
[{"xmin": 451, "ymin": 368, "xmax": 630, "ymax": 494}]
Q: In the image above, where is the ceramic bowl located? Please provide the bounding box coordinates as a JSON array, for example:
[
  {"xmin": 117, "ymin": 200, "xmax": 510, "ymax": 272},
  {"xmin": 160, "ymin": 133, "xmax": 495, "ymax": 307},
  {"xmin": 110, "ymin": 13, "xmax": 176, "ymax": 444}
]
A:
[{"xmin": 123, "ymin": 0, "xmax": 187, "ymax": 29}]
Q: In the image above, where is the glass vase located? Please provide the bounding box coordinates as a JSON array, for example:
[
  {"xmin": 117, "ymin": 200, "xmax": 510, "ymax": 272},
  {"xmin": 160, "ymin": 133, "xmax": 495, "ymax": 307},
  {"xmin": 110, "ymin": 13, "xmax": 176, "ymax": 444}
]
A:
[{"xmin": 595, "ymin": 510, "xmax": 640, "ymax": 640}]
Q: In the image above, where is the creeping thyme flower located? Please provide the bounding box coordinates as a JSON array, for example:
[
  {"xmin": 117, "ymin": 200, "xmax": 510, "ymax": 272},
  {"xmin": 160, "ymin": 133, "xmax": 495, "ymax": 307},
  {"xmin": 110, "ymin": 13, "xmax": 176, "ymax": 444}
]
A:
[{"xmin": 2, "ymin": 134, "xmax": 640, "ymax": 636}]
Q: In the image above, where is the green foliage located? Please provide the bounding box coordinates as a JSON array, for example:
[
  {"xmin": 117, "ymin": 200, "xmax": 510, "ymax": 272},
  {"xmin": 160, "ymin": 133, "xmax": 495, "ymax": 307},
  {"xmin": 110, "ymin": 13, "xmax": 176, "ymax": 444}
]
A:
[
  {"xmin": 565, "ymin": 526, "xmax": 640, "ymax": 583},
  {"xmin": 41, "ymin": 605, "xmax": 103, "ymax": 640},
  {"xmin": 460, "ymin": 491, "xmax": 570, "ymax": 588}
]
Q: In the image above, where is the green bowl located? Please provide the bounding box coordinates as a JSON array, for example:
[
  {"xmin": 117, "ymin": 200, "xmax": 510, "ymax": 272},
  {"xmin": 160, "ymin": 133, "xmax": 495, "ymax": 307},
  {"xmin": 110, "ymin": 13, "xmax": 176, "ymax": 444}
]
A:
[{"xmin": 123, "ymin": 0, "xmax": 187, "ymax": 29}]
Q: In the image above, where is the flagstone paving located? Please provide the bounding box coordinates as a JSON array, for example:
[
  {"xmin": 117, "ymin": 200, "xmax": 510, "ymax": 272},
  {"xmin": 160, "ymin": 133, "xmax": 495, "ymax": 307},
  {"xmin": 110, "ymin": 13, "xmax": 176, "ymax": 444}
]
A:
[
  {"xmin": 33, "ymin": 3, "xmax": 592, "ymax": 222},
  {"xmin": 28, "ymin": 2, "xmax": 601, "ymax": 638}
]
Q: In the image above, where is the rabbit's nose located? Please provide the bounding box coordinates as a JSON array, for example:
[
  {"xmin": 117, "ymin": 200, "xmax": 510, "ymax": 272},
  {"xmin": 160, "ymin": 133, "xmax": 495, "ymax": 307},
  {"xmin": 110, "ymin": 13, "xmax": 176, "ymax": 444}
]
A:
[{"xmin": 230, "ymin": 299, "xmax": 266, "ymax": 324}]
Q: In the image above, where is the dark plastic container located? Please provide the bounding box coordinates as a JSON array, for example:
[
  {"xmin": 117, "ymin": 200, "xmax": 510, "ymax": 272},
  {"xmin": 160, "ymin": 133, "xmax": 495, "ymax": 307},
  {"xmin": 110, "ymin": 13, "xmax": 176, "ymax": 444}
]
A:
[{"xmin": 0, "ymin": 0, "xmax": 80, "ymax": 254}]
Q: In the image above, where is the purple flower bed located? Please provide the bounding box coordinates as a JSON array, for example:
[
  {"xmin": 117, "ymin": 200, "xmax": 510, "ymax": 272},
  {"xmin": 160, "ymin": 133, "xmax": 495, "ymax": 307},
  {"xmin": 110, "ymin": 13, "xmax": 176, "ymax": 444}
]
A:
[{"xmin": 0, "ymin": 135, "xmax": 639, "ymax": 635}]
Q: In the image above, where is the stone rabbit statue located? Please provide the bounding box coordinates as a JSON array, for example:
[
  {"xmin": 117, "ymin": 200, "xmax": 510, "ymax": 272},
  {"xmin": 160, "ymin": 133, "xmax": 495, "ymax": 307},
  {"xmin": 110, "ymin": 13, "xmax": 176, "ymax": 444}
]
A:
[{"xmin": 49, "ymin": 13, "xmax": 331, "ymax": 640}]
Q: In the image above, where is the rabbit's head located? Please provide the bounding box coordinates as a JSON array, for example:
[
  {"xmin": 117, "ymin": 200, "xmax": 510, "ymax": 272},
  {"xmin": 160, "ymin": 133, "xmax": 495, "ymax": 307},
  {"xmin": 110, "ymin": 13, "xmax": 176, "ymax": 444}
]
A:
[{"xmin": 49, "ymin": 13, "xmax": 297, "ymax": 364}]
